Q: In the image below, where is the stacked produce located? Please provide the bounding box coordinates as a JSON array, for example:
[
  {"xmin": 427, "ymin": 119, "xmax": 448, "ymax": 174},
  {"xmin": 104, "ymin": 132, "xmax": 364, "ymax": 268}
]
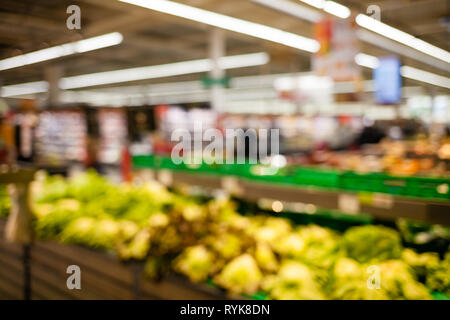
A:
[
  {"xmin": 2, "ymin": 171, "xmax": 448, "ymax": 300},
  {"xmin": 0, "ymin": 186, "xmax": 10, "ymax": 218},
  {"xmin": 320, "ymin": 138, "xmax": 450, "ymax": 177}
]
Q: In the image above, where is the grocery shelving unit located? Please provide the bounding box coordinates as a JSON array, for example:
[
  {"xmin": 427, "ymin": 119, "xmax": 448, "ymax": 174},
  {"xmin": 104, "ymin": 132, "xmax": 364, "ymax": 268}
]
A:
[
  {"xmin": 0, "ymin": 167, "xmax": 36, "ymax": 300},
  {"xmin": 0, "ymin": 219, "xmax": 235, "ymax": 300},
  {"xmin": 133, "ymin": 161, "xmax": 450, "ymax": 226}
]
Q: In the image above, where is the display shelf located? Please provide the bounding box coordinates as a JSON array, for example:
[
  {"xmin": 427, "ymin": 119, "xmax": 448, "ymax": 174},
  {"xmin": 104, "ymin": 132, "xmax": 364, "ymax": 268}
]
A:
[
  {"xmin": 0, "ymin": 219, "xmax": 233, "ymax": 300},
  {"xmin": 133, "ymin": 155, "xmax": 450, "ymax": 201},
  {"xmin": 0, "ymin": 219, "xmax": 24, "ymax": 299},
  {"xmin": 136, "ymin": 167, "xmax": 450, "ymax": 226},
  {"xmin": 0, "ymin": 168, "xmax": 36, "ymax": 184},
  {"xmin": 2, "ymin": 219, "xmax": 448, "ymax": 300}
]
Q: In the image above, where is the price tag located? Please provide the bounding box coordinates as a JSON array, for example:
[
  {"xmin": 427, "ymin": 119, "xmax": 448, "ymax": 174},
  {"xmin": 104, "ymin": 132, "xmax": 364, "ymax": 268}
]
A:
[
  {"xmin": 358, "ymin": 192, "xmax": 393, "ymax": 209},
  {"xmin": 372, "ymin": 193, "xmax": 394, "ymax": 209},
  {"xmin": 221, "ymin": 176, "xmax": 242, "ymax": 195},
  {"xmin": 338, "ymin": 194, "xmax": 360, "ymax": 214},
  {"xmin": 157, "ymin": 170, "xmax": 173, "ymax": 186},
  {"xmin": 139, "ymin": 169, "xmax": 155, "ymax": 181}
]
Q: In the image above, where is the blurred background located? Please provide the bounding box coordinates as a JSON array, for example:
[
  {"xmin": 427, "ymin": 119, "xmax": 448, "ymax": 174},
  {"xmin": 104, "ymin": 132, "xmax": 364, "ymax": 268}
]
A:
[
  {"xmin": 0, "ymin": 0, "xmax": 449, "ymax": 174},
  {"xmin": 0, "ymin": 0, "xmax": 449, "ymax": 301}
]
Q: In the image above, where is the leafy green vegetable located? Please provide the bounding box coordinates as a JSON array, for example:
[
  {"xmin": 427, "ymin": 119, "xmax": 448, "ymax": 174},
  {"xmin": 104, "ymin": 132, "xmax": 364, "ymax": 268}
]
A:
[
  {"xmin": 173, "ymin": 245, "xmax": 215, "ymax": 282},
  {"xmin": 28, "ymin": 171, "xmax": 445, "ymax": 300},
  {"xmin": 402, "ymin": 248, "xmax": 439, "ymax": 279},
  {"xmin": 254, "ymin": 242, "xmax": 279, "ymax": 273},
  {"xmin": 60, "ymin": 217, "xmax": 119, "ymax": 250},
  {"xmin": 329, "ymin": 257, "xmax": 431, "ymax": 300},
  {"xmin": 0, "ymin": 186, "xmax": 11, "ymax": 218},
  {"xmin": 262, "ymin": 261, "xmax": 326, "ymax": 300},
  {"xmin": 341, "ymin": 225, "xmax": 402, "ymax": 263},
  {"xmin": 426, "ymin": 252, "xmax": 450, "ymax": 295},
  {"xmin": 214, "ymin": 254, "xmax": 263, "ymax": 295}
]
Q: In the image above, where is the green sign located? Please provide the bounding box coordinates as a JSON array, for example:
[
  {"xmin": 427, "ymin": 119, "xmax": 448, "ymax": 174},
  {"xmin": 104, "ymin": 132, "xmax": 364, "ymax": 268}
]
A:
[{"xmin": 201, "ymin": 75, "xmax": 230, "ymax": 88}]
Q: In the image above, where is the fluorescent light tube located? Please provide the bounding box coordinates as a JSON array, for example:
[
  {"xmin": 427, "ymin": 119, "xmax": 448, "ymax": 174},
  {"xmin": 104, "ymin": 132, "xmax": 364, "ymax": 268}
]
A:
[
  {"xmin": 74, "ymin": 32, "xmax": 124, "ymax": 53},
  {"xmin": 355, "ymin": 53, "xmax": 450, "ymax": 89},
  {"xmin": 1, "ymin": 81, "xmax": 49, "ymax": 97},
  {"xmin": 401, "ymin": 66, "xmax": 450, "ymax": 89},
  {"xmin": 60, "ymin": 52, "xmax": 269, "ymax": 89},
  {"xmin": 1, "ymin": 52, "xmax": 269, "ymax": 96},
  {"xmin": 355, "ymin": 53, "xmax": 379, "ymax": 69},
  {"xmin": 217, "ymin": 52, "xmax": 270, "ymax": 69},
  {"xmin": 356, "ymin": 14, "xmax": 450, "ymax": 64},
  {"xmin": 251, "ymin": 0, "xmax": 322, "ymax": 23},
  {"xmin": 60, "ymin": 59, "xmax": 211, "ymax": 89},
  {"xmin": 323, "ymin": 1, "xmax": 350, "ymax": 19},
  {"xmin": 0, "ymin": 32, "xmax": 123, "ymax": 71},
  {"xmin": 119, "ymin": 0, "xmax": 319, "ymax": 53},
  {"xmin": 299, "ymin": 0, "xmax": 350, "ymax": 19},
  {"xmin": 299, "ymin": 0, "xmax": 325, "ymax": 9}
]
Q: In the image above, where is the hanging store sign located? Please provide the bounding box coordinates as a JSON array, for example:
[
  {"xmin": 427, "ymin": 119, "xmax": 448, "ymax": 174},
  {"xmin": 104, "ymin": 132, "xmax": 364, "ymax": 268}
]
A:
[
  {"xmin": 201, "ymin": 75, "xmax": 230, "ymax": 88},
  {"xmin": 374, "ymin": 56, "xmax": 402, "ymax": 104},
  {"xmin": 273, "ymin": 75, "xmax": 334, "ymax": 104},
  {"xmin": 313, "ymin": 18, "xmax": 361, "ymax": 82}
]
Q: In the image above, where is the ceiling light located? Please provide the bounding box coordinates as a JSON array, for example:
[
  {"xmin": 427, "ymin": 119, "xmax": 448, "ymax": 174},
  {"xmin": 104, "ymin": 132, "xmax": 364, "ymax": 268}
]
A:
[
  {"xmin": 252, "ymin": 0, "xmax": 446, "ymax": 69},
  {"xmin": 400, "ymin": 66, "xmax": 450, "ymax": 89},
  {"xmin": 323, "ymin": 1, "xmax": 350, "ymax": 19},
  {"xmin": 355, "ymin": 53, "xmax": 379, "ymax": 69},
  {"xmin": 355, "ymin": 53, "xmax": 450, "ymax": 89},
  {"xmin": 1, "ymin": 53, "xmax": 269, "ymax": 96},
  {"xmin": 299, "ymin": 0, "xmax": 325, "ymax": 9},
  {"xmin": 356, "ymin": 29, "xmax": 450, "ymax": 72},
  {"xmin": 356, "ymin": 14, "xmax": 450, "ymax": 64},
  {"xmin": 251, "ymin": 0, "xmax": 322, "ymax": 23},
  {"xmin": 60, "ymin": 60, "xmax": 211, "ymax": 89},
  {"xmin": 60, "ymin": 52, "xmax": 269, "ymax": 89},
  {"xmin": 1, "ymin": 81, "xmax": 48, "ymax": 97},
  {"xmin": 0, "ymin": 33, "xmax": 123, "ymax": 72},
  {"xmin": 119, "ymin": 0, "xmax": 319, "ymax": 53},
  {"xmin": 299, "ymin": 0, "xmax": 350, "ymax": 19}
]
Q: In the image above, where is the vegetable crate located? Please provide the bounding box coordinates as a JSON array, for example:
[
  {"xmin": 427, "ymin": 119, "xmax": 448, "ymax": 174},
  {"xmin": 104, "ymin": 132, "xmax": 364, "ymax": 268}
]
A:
[
  {"xmin": 132, "ymin": 155, "xmax": 156, "ymax": 169},
  {"xmin": 240, "ymin": 164, "xmax": 296, "ymax": 185},
  {"xmin": 293, "ymin": 167, "xmax": 341, "ymax": 188},
  {"xmin": 404, "ymin": 176, "xmax": 449, "ymax": 200},
  {"xmin": 340, "ymin": 172, "xmax": 450, "ymax": 200}
]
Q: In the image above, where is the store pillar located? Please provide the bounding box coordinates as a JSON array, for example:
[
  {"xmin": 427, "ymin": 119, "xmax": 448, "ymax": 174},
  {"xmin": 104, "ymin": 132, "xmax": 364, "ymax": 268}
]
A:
[
  {"xmin": 44, "ymin": 65, "xmax": 63, "ymax": 107},
  {"xmin": 209, "ymin": 28, "xmax": 225, "ymax": 112}
]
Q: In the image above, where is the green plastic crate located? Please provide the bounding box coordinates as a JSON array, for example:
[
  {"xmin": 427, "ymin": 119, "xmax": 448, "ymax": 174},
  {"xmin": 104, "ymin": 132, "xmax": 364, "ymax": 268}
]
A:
[
  {"xmin": 340, "ymin": 172, "xmax": 405, "ymax": 195},
  {"xmin": 183, "ymin": 161, "xmax": 223, "ymax": 175},
  {"xmin": 341, "ymin": 172, "xmax": 450, "ymax": 200},
  {"xmin": 293, "ymin": 167, "xmax": 341, "ymax": 188},
  {"xmin": 157, "ymin": 155, "xmax": 184, "ymax": 170},
  {"xmin": 405, "ymin": 176, "xmax": 450, "ymax": 200},
  {"xmin": 132, "ymin": 155, "xmax": 156, "ymax": 168},
  {"xmin": 239, "ymin": 164, "xmax": 295, "ymax": 185},
  {"xmin": 219, "ymin": 162, "xmax": 253, "ymax": 177}
]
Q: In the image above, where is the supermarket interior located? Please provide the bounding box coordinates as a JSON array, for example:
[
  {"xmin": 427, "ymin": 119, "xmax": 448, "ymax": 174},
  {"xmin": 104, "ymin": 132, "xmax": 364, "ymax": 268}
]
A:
[{"xmin": 0, "ymin": 0, "xmax": 450, "ymax": 302}]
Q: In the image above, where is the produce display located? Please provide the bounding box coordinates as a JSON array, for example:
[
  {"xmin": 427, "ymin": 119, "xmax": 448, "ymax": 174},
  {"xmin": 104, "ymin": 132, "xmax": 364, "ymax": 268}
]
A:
[
  {"xmin": 154, "ymin": 106, "xmax": 450, "ymax": 177},
  {"xmin": 34, "ymin": 110, "xmax": 87, "ymax": 164},
  {"xmin": 97, "ymin": 109, "xmax": 128, "ymax": 164},
  {"xmin": 2, "ymin": 171, "xmax": 449, "ymax": 300},
  {"xmin": 0, "ymin": 186, "xmax": 10, "ymax": 218},
  {"xmin": 295, "ymin": 137, "xmax": 450, "ymax": 177},
  {"xmin": 133, "ymin": 154, "xmax": 450, "ymax": 200}
]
